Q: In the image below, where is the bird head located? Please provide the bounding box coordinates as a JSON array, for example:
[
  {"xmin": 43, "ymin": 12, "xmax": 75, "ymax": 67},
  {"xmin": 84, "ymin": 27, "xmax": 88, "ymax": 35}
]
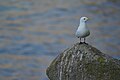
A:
[{"xmin": 80, "ymin": 17, "xmax": 88, "ymax": 22}]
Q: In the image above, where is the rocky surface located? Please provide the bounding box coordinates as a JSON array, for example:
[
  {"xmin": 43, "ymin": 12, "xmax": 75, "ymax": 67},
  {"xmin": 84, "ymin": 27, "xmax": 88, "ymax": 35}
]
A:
[{"xmin": 46, "ymin": 43, "xmax": 120, "ymax": 80}]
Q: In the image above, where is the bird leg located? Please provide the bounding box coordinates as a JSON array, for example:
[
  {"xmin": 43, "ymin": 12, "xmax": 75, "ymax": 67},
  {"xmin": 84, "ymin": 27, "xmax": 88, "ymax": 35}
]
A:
[
  {"xmin": 83, "ymin": 38, "xmax": 86, "ymax": 43},
  {"xmin": 79, "ymin": 38, "xmax": 82, "ymax": 44},
  {"xmin": 83, "ymin": 38, "xmax": 88, "ymax": 45}
]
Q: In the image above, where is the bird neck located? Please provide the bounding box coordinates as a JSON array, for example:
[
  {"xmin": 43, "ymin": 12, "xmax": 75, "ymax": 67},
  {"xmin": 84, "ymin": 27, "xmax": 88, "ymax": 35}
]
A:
[{"xmin": 79, "ymin": 21, "xmax": 86, "ymax": 29}]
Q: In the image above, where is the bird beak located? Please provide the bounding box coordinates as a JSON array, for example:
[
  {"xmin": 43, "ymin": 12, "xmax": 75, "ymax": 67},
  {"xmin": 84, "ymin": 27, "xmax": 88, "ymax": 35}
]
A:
[{"xmin": 86, "ymin": 17, "xmax": 89, "ymax": 20}]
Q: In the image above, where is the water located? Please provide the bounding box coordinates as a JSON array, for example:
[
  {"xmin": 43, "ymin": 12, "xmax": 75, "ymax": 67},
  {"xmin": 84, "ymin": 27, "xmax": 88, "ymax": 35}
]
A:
[{"xmin": 0, "ymin": 0, "xmax": 120, "ymax": 80}]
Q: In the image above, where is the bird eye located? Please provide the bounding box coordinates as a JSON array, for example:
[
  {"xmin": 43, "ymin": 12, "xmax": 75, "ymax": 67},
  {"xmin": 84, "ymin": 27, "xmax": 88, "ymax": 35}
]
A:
[{"xmin": 84, "ymin": 18, "xmax": 86, "ymax": 20}]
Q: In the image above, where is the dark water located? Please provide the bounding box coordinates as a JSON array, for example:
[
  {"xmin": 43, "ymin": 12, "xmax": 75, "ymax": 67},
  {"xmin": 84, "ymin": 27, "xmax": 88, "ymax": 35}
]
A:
[{"xmin": 0, "ymin": 0, "xmax": 120, "ymax": 80}]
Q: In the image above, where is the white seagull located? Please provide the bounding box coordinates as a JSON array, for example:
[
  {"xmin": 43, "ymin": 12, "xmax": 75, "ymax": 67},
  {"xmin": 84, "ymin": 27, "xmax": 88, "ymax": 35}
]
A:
[{"xmin": 75, "ymin": 17, "xmax": 90, "ymax": 44}]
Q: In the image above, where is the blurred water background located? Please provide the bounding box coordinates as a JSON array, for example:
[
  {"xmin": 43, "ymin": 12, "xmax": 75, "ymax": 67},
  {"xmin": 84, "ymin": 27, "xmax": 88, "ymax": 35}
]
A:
[{"xmin": 0, "ymin": 0, "xmax": 120, "ymax": 80}]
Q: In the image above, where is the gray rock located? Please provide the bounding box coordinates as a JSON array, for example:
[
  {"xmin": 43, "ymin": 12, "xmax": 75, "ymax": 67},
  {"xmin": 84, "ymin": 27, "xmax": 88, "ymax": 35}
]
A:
[{"xmin": 46, "ymin": 43, "xmax": 120, "ymax": 80}]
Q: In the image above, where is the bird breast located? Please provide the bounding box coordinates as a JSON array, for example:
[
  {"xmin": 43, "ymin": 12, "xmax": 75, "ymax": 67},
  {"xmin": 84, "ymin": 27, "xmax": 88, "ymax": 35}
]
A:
[{"xmin": 75, "ymin": 27, "xmax": 90, "ymax": 38}]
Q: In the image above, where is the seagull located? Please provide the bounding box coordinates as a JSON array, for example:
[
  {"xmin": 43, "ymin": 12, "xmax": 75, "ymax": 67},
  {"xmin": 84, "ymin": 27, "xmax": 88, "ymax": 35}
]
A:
[{"xmin": 75, "ymin": 17, "xmax": 90, "ymax": 44}]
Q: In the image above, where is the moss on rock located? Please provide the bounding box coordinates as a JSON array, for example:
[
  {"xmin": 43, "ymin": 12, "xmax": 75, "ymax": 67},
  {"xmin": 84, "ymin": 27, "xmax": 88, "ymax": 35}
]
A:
[{"xmin": 46, "ymin": 43, "xmax": 120, "ymax": 80}]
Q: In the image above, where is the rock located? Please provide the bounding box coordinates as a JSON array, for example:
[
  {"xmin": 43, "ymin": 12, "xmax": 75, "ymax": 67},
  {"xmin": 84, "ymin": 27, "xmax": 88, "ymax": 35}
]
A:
[{"xmin": 46, "ymin": 43, "xmax": 120, "ymax": 80}]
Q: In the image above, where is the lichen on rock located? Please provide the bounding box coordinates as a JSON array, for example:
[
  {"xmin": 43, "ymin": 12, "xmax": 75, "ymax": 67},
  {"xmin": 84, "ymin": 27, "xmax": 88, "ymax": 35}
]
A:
[{"xmin": 46, "ymin": 43, "xmax": 120, "ymax": 80}]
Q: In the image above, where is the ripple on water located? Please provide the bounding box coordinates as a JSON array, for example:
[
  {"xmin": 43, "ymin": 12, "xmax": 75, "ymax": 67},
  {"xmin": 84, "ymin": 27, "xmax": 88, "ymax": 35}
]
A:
[
  {"xmin": 98, "ymin": 26, "xmax": 120, "ymax": 35},
  {"xmin": 0, "ymin": 43, "xmax": 52, "ymax": 56},
  {"xmin": 0, "ymin": 68, "xmax": 16, "ymax": 76},
  {"xmin": 0, "ymin": 5, "xmax": 27, "ymax": 12},
  {"xmin": 0, "ymin": 26, "xmax": 69, "ymax": 56}
]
